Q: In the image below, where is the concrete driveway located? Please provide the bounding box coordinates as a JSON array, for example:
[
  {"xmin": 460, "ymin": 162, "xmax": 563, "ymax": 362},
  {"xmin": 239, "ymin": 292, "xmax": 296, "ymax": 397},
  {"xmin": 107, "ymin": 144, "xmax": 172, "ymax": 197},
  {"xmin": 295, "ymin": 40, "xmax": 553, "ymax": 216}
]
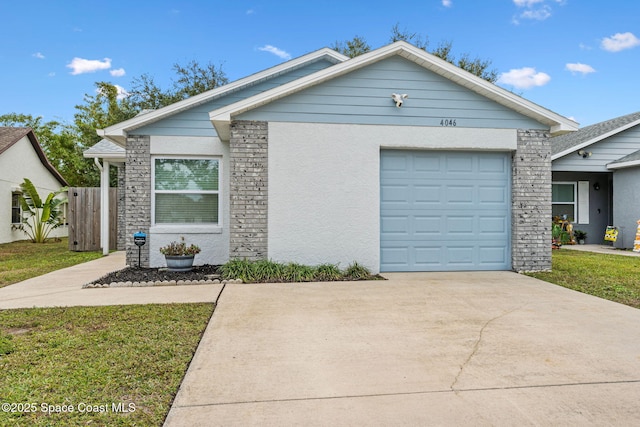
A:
[{"xmin": 165, "ymin": 271, "xmax": 640, "ymax": 426}]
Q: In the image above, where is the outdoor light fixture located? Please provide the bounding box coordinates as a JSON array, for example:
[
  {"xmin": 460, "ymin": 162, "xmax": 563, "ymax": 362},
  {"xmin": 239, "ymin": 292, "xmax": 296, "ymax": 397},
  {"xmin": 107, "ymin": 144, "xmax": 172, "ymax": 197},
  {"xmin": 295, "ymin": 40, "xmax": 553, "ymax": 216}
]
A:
[
  {"xmin": 391, "ymin": 93, "xmax": 408, "ymax": 107},
  {"xmin": 593, "ymin": 182, "xmax": 600, "ymax": 191},
  {"xmin": 577, "ymin": 149, "xmax": 592, "ymax": 158}
]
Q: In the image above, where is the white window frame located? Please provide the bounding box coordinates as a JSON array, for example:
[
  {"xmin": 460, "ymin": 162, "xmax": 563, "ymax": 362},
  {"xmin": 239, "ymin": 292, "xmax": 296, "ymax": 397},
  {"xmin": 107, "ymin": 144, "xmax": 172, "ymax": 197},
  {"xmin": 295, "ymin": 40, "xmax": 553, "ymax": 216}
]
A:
[
  {"xmin": 151, "ymin": 156, "xmax": 222, "ymax": 228},
  {"xmin": 552, "ymin": 181, "xmax": 577, "ymax": 222}
]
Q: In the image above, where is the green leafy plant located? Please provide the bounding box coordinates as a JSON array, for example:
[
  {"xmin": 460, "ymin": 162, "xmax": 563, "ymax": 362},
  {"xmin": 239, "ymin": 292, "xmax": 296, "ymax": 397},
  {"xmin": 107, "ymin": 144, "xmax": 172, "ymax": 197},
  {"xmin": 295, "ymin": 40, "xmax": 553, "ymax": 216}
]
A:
[
  {"xmin": 12, "ymin": 178, "xmax": 67, "ymax": 243},
  {"xmin": 573, "ymin": 229, "xmax": 587, "ymax": 240},
  {"xmin": 343, "ymin": 262, "xmax": 372, "ymax": 280},
  {"xmin": 315, "ymin": 263, "xmax": 343, "ymax": 281},
  {"xmin": 220, "ymin": 259, "xmax": 379, "ymax": 283},
  {"xmin": 159, "ymin": 237, "xmax": 201, "ymax": 256}
]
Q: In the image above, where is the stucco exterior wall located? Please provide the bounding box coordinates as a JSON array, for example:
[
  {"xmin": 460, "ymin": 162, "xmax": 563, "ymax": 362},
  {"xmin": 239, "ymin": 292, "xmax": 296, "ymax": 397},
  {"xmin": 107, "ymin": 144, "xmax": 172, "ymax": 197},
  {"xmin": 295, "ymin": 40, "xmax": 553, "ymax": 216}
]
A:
[
  {"xmin": 267, "ymin": 122, "xmax": 521, "ymax": 273},
  {"xmin": 612, "ymin": 167, "xmax": 640, "ymax": 248},
  {"xmin": 0, "ymin": 136, "xmax": 68, "ymax": 244}
]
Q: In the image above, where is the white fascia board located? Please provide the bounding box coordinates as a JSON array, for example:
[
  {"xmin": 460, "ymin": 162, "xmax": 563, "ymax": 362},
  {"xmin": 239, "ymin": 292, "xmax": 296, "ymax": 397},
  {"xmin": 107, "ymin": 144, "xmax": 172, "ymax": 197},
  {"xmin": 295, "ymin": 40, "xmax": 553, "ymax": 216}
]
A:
[
  {"xmin": 100, "ymin": 48, "xmax": 348, "ymax": 142},
  {"xmin": 607, "ymin": 159, "xmax": 640, "ymax": 170},
  {"xmin": 210, "ymin": 41, "xmax": 578, "ymax": 137},
  {"xmin": 552, "ymin": 118, "xmax": 640, "ymax": 160}
]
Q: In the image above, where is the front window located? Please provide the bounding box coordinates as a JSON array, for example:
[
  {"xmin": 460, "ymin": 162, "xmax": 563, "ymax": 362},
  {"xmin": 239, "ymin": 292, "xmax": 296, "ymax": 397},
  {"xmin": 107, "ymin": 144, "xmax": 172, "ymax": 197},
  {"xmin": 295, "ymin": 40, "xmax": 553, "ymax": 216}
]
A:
[
  {"xmin": 153, "ymin": 158, "xmax": 220, "ymax": 224},
  {"xmin": 11, "ymin": 192, "xmax": 21, "ymax": 224},
  {"xmin": 552, "ymin": 182, "xmax": 576, "ymax": 221}
]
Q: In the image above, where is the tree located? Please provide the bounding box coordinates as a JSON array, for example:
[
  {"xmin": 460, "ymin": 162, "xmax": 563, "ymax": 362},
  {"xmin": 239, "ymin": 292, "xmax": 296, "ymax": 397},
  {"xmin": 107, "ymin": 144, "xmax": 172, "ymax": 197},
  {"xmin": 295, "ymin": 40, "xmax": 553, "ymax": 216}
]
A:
[
  {"xmin": 126, "ymin": 60, "xmax": 228, "ymax": 111},
  {"xmin": 330, "ymin": 36, "xmax": 371, "ymax": 58},
  {"xmin": 333, "ymin": 24, "xmax": 498, "ymax": 83},
  {"xmin": 13, "ymin": 178, "xmax": 67, "ymax": 243},
  {"xmin": 0, "ymin": 113, "xmax": 88, "ymax": 187}
]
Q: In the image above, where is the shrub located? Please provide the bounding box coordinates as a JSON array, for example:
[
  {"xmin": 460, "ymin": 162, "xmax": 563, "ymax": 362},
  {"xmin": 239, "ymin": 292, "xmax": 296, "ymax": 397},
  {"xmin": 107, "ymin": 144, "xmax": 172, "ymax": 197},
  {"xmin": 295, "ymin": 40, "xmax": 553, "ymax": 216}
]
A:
[
  {"xmin": 314, "ymin": 263, "xmax": 343, "ymax": 281},
  {"xmin": 220, "ymin": 259, "xmax": 377, "ymax": 283},
  {"xmin": 343, "ymin": 262, "xmax": 372, "ymax": 280}
]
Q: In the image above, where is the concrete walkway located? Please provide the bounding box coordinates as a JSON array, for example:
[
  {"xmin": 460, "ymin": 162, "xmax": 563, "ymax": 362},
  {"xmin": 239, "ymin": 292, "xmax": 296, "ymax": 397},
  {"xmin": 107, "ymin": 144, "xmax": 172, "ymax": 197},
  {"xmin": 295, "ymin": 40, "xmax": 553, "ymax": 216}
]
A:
[
  {"xmin": 562, "ymin": 243, "xmax": 640, "ymax": 257},
  {"xmin": 0, "ymin": 252, "xmax": 221, "ymax": 309},
  {"xmin": 164, "ymin": 272, "xmax": 640, "ymax": 426}
]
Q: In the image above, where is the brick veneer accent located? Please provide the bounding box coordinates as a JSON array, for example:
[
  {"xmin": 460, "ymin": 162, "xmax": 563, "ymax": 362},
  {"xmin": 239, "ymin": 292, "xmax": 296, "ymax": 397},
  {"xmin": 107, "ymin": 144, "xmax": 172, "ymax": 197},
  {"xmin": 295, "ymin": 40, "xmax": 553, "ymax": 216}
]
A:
[
  {"xmin": 125, "ymin": 135, "xmax": 151, "ymax": 267},
  {"xmin": 117, "ymin": 165, "xmax": 126, "ymax": 251},
  {"xmin": 512, "ymin": 129, "xmax": 552, "ymax": 272},
  {"xmin": 229, "ymin": 120, "xmax": 268, "ymax": 259}
]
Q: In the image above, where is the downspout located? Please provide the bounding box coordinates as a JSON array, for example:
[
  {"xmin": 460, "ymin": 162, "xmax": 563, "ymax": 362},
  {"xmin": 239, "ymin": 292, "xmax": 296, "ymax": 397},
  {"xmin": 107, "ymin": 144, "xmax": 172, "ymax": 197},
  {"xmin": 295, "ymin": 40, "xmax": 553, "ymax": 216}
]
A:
[{"xmin": 94, "ymin": 158, "xmax": 110, "ymax": 256}]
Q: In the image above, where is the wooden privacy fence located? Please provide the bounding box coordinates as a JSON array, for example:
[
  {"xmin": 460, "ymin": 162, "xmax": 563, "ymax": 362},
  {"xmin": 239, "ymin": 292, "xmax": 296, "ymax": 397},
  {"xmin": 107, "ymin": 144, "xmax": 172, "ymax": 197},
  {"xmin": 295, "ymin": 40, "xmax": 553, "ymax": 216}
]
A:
[{"xmin": 68, "ymin": 187, "xmax": 117, "ymax": 252}]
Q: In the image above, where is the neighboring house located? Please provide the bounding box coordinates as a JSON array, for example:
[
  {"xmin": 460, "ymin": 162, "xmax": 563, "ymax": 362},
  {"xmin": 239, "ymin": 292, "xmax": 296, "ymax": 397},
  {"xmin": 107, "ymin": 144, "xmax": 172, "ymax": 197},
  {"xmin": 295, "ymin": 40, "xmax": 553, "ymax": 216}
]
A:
[
  {"xmin": 551, "ymin": 111, "xmax": 640, "ymax": 247},
  {"xmin": 0, "ymin": 127, "xmax": 69, "ymax": 244},
  {"xmin": 97, "ymin": 41, "xmax": 577, "ymax": 273}
]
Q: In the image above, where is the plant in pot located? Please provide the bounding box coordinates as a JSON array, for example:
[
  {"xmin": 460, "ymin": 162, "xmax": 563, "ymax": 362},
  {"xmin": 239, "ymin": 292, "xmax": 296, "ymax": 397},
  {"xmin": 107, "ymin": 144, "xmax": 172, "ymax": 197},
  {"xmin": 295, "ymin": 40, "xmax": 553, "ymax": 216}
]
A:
[
  {"xmin": 573, "ymin": 229, "xmax": 587, "ymax": 245},
  {"xmin": 159, "ymin": 237, "xmax": 201, "ymax": 272}
]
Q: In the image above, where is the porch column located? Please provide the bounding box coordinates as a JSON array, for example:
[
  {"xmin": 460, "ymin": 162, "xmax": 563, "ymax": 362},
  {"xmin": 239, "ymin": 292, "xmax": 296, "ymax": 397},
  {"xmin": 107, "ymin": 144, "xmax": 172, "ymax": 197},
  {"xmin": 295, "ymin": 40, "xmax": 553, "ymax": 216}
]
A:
[{"xmin": 100, "ymin": 160, "xmax": 110, "ymax": 256}]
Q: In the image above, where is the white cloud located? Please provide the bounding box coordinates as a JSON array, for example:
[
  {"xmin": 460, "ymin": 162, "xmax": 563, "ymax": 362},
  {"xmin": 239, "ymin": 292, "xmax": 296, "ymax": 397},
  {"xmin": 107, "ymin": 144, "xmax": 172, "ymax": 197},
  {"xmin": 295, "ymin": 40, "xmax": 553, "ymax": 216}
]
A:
[
  {"xmin": 48, "ymin": 72, "xmax": 55, "ymax": 77},
  {"xmin": 258, "ymin": 45, "xmax": 291, "ymax": 60},
  {"xmin": 114, "ymin": 85, "xmax": 130, "ymax": 100},
  {"xmin": 498, "ymin": 67, "xmax": 551, "ymax": 89},
  {"xmin": 67, "ymin": 57, "xmax": 112, "ymax": 75},
  {"xmin": 110, "ymin": 68, "xmax": 126, "ymax": 77},
  {"xmin": 513, "ymin": 0, "xmax": 544, "ymax": 6},
  {"xmin": 601, "ymin": 32, "xmax": 640, "ymax": 52},
  {"xmin": 512, "ymin": 0, "xmax": 565, "ymax": 23},
  {"xmin": 97, "ymin": 84, "xmax": 130, "ymax": 100},
  {"xmin": 566, "ymin": 63, "xmax": 596, "ymax": 75},
  {"xmin": 32, "ymin": 52, "xmax": 45, "ymax": 59},
  {"xmin": 442, "ymin": 0, "xmax": 452, "ymax": 7},
  {"xmin": 246, "ymin": 9, "xmax": 255, "ymax": 14},
  {"xmin": 520, "ymin": 6, "xmax": 551, "ymax": 20}
]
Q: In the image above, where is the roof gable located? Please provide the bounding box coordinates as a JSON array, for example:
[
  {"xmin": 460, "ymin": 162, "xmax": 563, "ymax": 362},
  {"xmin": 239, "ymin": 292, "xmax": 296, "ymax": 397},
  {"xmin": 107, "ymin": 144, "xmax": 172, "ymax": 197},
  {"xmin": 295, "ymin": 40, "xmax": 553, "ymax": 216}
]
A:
[
  {"xmin": 100, "ymin": 48, "xmax": 348, "ymax": 145},
  {"xmin": 551, "ymin": 111, "xmax": 640, "ymax": 160},
  {"xmin": 210, "ymin": 41, "xmax": 578, "ymax": 141},
  {"xmin": 0, "ymin": 127, "xmax": 68, "ymax": 186}
]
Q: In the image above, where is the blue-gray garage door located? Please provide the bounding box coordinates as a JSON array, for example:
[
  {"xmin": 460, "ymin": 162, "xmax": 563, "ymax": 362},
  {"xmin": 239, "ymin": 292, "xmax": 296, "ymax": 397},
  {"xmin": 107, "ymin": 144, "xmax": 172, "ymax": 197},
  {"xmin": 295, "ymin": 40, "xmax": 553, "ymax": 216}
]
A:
[{"xmin": 380, "ymin": 150, "xmax": 511, "ymax": 272}]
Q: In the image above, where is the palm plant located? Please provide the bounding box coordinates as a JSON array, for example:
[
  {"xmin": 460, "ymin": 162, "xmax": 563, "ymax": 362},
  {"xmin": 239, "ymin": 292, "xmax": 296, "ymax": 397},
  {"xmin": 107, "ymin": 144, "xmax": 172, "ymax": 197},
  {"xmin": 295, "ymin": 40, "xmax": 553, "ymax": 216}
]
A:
[{"xmin": 14, "ymin": 178, "xmax": 67, "ymax": 243}]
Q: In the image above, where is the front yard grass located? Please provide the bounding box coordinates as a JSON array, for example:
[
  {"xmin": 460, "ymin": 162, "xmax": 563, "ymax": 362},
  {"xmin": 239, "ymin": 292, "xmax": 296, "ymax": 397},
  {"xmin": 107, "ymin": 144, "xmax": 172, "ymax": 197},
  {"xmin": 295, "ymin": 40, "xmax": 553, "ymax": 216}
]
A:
[
  {"xmin": 526, "ymin": 249, "xmax": 640, "ymax": 309},
  {"xmin": 0, "ymin": 238, "xmax": 103, "ymax": 288},
  {"xmin": 0, "ymin": 303, "xmax": 214, "ymax": 426}
]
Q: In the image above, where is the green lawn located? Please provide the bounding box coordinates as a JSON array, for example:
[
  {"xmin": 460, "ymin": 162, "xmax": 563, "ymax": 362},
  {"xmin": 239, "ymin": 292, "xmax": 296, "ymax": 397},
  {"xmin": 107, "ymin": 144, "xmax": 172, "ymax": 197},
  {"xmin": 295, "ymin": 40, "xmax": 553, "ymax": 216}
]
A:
[
  {"xmin": 526, "ymin": 249, "xmax": 640, "ymax": 309},
  {"xmin": 0, "ymin": 304, "xmax": 214, "ymax": 426},
  {"xmin": 0, "ymin": 238, "xmax": 103, "ymax": 288}
]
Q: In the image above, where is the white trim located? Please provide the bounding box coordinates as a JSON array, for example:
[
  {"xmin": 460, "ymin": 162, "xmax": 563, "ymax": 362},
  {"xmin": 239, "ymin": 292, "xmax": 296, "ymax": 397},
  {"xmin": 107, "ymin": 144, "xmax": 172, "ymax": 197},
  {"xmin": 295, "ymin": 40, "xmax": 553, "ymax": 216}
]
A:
[
  {"xmin": 151, "ymin": 156, "xmax": 222, "ymax": 227},
  {"xmin": 607, "ymin": 159, "xmax": 640, "ymax": 170},
  {"xmin": 552, "ymin": 181, "xmax": 577, "ymax": 222},
  {"xmin": 210, "ymin": 41, "xmax": 578, "ymax": 141},
  {"xmin": 552, "ymin": 118, "xmax": 640, "ymax": 160},
  {"xmin": 99, "ymin": 49, "xmax": 348, "ymax": 145}
]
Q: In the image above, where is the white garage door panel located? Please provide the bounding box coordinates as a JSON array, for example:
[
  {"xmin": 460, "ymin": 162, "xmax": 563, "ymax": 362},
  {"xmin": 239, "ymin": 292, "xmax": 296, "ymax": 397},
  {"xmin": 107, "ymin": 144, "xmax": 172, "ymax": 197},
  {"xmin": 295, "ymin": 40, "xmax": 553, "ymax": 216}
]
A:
[{"xmin": 380, "ymin": 150, "xmax": 511, "ymax": 272}]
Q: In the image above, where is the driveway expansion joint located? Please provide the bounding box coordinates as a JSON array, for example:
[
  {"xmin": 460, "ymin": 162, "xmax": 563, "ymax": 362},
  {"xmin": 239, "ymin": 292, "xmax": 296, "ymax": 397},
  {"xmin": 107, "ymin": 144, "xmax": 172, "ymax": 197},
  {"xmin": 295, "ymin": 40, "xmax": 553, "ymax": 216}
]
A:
[{"xmin": 172, "ymin": 379, "xmax": 640, "ymax": 409}]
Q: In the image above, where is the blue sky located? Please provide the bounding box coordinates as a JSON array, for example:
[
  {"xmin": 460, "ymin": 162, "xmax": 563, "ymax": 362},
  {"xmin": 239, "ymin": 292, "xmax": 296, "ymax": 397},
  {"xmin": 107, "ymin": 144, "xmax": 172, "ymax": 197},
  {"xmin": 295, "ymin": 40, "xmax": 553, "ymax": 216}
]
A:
[{"xmin": 1, "ymin": 0, "xmax": 638, "ymax": 127}]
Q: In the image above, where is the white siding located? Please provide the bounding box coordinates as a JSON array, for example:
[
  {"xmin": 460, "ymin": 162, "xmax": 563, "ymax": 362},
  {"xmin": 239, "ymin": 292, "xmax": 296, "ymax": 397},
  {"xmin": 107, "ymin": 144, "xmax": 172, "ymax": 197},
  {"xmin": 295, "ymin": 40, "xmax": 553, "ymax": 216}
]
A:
[{"xmin": 0, "ymin": 136, "xmax": 68, "ymax": 243}]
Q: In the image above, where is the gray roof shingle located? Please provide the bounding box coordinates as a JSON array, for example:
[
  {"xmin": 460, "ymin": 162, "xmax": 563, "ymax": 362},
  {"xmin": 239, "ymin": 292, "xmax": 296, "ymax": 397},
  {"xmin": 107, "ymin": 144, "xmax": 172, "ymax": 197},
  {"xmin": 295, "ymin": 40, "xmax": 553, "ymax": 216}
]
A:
[{"xmin": 551, "ymin": 111, "xmax": 640, "ymax": 156}]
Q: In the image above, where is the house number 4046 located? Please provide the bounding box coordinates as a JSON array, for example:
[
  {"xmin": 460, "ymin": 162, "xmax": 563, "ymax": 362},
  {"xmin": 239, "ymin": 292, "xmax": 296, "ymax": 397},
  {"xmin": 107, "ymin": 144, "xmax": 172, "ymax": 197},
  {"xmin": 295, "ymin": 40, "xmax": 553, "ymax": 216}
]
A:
[{"xmin": 440, "ymin": 119, "xmax": 457, "ymax": 127}]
